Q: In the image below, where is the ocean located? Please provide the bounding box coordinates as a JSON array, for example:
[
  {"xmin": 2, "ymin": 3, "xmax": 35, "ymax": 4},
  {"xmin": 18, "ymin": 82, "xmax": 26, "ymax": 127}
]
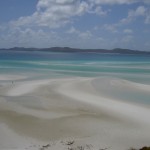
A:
[{"xmin": 0, "ymin": 50, "xmax": 150, "ymax": 105}]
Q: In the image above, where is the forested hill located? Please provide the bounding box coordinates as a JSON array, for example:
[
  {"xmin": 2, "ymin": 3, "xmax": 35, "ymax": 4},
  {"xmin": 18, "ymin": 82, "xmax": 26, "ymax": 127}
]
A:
[{"xmin": 0, "ymin": 47, "xmax": 150, "ymax": 55}]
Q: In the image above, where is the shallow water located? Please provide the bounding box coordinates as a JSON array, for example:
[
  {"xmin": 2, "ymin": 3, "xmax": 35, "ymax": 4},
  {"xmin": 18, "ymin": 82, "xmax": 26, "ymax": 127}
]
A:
[{"xmin": 0, "ymin": 50, "xmax": 150, "ymax": 105}]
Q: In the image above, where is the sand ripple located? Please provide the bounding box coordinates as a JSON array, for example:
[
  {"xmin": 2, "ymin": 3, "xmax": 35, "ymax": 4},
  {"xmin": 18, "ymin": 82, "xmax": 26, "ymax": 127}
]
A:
[{"xmin": 0, "ymin": 76, "xmax": 150, "ymax": 150}]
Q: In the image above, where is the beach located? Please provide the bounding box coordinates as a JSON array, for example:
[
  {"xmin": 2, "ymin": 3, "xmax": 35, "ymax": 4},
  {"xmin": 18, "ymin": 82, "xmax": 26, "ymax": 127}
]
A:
[
  {"xmin": 1, "ymin": 0, "xmax": 150, "ymax": 149},
  {"xmin": 0, "ymin": 72, "xmax": 150, "ymax": 150}
]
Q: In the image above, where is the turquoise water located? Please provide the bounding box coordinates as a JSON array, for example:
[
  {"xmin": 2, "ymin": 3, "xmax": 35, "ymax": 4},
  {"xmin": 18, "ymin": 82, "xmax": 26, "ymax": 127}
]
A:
[
  {"xmin": 0, "ymin": 50, "xmax": 150, "ymax": 82},
  {"xmin": 0, "ymin": 50, "xmax": 150, "ymax": 105}
]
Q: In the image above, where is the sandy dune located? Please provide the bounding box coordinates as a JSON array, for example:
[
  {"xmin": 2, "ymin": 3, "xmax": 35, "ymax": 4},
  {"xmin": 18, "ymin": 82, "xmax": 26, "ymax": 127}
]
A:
[{"xmin": 0, "ymin": 75, "xmax": 150, "ymax": 150}]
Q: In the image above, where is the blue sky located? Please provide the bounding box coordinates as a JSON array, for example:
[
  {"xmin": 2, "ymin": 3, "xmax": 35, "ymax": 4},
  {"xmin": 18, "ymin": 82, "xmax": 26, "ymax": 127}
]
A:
[{"xmin": 0, "ymin": 0, "xmax": 150, "ymax": 51}]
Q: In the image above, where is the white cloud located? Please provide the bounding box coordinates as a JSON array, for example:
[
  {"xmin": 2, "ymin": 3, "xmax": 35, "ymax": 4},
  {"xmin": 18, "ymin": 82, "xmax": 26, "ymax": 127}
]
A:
[
  {"xmin": 88, "ymin": 6, "xmax": 109, "ymax": 16},
  {"xmin": 103, "ymin": 24, "xmax": 118, "ymax": 33},
  {"xmin": 121, "ymin": 6, "xmax": 146, "ymax": 24},
  {"xmin": 89, "ymin": 0, "xmax": 150, "ymax": 5},
  {"xmin": 120, "ymin": 6, "xmax": 150, "ymax": 25},
  {"xmin": 78, "ymin": 31, "xmax": 92, "ymax": 39},
  {"xmin": 123, "ymin": 29, "xmax": 133, "ymax": 34},
  {"xmin": 11, "ymin": 0, "xmax": 90, "ymax": 28},
  {"xmin": 145, "ymin": 10, "xmax": 150, "ymax": 24},
  {"xmin": 88, "ymin": 0, "xmax": 138, "ymax": 5},
  {"xmin": 132, "ymin": 6, "xmax": 146, "ymax": 16},
  {"xmin": 12, "ymin": 0, "xmax": 135, "ymax": 29},
  {"xmin": 2, "ymin": 0, "xmax": 150, "ymax": 30},
  {"xmin": 0, "ymin": 25, "xmax": 62, "ymax": 48},
  {"xmin": 67, "ymin": 27, "xmax": 78, "ymax": 34},
  {"xmin": 67, "ymin": 27, "xmax": 92, "ymax": 40}
]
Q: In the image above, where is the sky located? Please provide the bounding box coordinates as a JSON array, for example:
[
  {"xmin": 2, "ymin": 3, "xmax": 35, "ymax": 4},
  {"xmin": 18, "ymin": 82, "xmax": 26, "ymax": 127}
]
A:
[{"xmin": 0, "ymin": 0, "xmax": 150, "ymax": 51}]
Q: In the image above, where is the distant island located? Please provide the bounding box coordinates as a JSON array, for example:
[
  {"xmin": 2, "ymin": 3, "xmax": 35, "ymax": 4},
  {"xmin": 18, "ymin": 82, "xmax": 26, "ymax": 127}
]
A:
[{"xmin": 0, "ymin": 47, "xmax": 150, "ymax": 55}]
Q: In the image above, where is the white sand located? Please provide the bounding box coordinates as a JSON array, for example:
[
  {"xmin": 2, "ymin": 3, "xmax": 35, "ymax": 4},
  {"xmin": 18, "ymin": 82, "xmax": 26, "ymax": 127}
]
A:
[
  {"xmin": 0, "ymin": 75, "xmax": 27, "ymax": 81},
  {"xmin": 0, "ymin": 75, "xmax": 150, "ymax": 150},
  {"xmin": 7, "ymin": 80, "xmax": 52, "ymax": 96}
]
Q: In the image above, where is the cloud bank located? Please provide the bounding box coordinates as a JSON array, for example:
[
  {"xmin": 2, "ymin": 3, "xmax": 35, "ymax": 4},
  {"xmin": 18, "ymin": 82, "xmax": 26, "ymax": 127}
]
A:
[{"xmin": 12, "ymin": 0, "xmax": 148, "ymax": 28}]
